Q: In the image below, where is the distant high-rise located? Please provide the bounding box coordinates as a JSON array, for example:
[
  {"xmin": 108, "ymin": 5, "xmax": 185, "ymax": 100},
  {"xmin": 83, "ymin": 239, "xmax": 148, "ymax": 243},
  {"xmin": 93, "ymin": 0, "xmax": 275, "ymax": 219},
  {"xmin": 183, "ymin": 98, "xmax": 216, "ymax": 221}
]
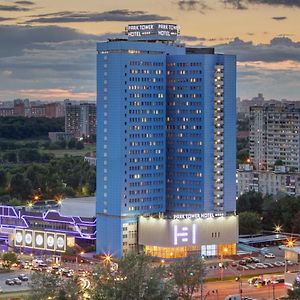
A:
[
  {"xmin": 250, "ymin": 104, "xmax": 300, "ymax": 171},
  {"xmin": 96, "ymin": 24, "xmax": 237, "ymax": 258},
  {"xmin": 65, "ymin": 102, "xmax": 96, "ymax": 138}
]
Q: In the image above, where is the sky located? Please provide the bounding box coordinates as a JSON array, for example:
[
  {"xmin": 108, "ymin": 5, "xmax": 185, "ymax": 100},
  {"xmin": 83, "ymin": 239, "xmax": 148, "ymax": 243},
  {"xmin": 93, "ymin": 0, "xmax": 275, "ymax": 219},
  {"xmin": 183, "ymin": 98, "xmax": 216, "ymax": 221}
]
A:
[{"xmin": 0, "ymin": 0, "xmax": 300, "ymax": 101}]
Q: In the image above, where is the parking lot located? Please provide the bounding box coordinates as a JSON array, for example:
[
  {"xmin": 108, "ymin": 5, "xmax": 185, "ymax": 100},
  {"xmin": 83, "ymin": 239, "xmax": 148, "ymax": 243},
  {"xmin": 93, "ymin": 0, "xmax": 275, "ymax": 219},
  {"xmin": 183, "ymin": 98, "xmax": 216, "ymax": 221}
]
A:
[{"xmin": 0, "ymin": 269, "xmax": 31, "ymax": 293}]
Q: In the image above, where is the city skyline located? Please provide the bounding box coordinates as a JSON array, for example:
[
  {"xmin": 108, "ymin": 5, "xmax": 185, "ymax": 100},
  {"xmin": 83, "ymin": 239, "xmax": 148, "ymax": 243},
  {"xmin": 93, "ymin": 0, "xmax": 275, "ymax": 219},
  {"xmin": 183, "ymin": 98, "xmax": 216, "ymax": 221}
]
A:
[{"xmin": 0, "ymin": 0, "xmax": 300, "ymax": 101}]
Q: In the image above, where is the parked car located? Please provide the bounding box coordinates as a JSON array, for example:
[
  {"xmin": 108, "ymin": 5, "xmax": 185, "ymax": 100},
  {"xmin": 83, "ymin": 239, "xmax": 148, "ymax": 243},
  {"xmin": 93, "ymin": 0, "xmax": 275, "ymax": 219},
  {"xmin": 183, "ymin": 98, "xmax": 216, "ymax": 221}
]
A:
[
  {"xmin": 264, "ymin": 253, "xmax": 275, "ymax": 259},
  {"xmin": 5, "ymin": 279, "xmax": 14, "ymax": 286},
  {"xmin": 18, "ymin": 274, "xmax": 29, "ymax": 281},
  {"xmin": 255, "ymin": 263, "xmax": 268, "ymax": 269},
  {"xmin": 238, "ymin": 260, "xmax": 247, "ymax": 266},
  {"xmin": 250, "ymin": 257, "xmax": 260, "ymax": 263},
  {"xmin": 13, "ymin": 278, "xmax": 22, "ymax": 285},
  {"xmin": 264, "ymin": 263, "xmax": 274, "ymax": 268},
  {"xmin": 247, "ymin": 265, "xmax": 256, "ymax": 270}
]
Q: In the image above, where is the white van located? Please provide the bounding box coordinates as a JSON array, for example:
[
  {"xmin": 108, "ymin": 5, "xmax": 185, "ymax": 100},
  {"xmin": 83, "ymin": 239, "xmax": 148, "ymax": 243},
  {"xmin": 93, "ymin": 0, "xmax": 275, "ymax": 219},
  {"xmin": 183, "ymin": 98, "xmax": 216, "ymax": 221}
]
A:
[
  {"xmin": 224, "ymin": 295, "xmax": 241, "ymax": 300},
  {"xmin": 32, "ymin": 259, "xmax": 44, "ymax": 267}
]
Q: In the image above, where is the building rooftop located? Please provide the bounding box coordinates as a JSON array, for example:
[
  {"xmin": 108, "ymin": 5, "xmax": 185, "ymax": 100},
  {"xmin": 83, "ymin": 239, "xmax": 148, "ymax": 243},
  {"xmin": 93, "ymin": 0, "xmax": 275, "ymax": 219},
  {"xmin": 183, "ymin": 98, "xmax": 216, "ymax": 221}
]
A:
[
  {"xmin": 59, "ymin": 196, "xmax": 96, "ymax": 218},
  {"xmin": 239, "ymin": 234, "xmax": 287, "ymax": 244}
]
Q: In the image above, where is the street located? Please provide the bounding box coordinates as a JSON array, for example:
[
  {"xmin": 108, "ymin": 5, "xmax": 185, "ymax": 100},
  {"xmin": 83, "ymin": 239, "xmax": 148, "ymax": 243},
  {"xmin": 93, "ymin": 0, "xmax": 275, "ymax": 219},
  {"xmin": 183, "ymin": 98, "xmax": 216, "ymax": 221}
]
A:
[{"xmin": 201, "ymin": 279, "xmax": 287, "ymax": 300}]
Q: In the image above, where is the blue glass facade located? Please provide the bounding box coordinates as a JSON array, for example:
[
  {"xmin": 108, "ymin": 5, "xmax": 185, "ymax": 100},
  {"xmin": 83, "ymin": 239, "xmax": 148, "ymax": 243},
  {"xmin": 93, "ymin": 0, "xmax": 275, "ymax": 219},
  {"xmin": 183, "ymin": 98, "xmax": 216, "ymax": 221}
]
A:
[{"xmin": 96, "ymin": 36, "xmax": 236, "ymax": 257}]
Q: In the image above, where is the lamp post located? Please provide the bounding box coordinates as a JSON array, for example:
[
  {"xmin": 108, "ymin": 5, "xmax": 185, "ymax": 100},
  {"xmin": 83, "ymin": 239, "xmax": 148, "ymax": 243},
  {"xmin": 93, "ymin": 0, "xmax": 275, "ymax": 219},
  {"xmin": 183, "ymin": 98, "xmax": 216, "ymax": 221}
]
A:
[{"xmin": 220, "ymin": 247, "xmax": 228, "ymax": 280}]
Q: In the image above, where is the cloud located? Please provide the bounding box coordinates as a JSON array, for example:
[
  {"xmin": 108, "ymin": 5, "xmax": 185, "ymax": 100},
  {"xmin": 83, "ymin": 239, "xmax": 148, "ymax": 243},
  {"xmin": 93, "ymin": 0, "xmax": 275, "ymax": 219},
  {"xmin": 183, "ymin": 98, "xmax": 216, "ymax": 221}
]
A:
[
  {"xmin": 0, "ymin": 17, "xmax": 14, "ymax": 22},
  {"xmin": 222, "ymin": 0, "xmax": 300, "ymax": 9},
  {"xmin": 223, "ymin": 0, "xmax": 248, "ymax": 9},
  {"xmin": 272, "ymin": 16, "xmax": 287, "ymax": 20},
  {"xmin": 26, "ymin": 9, "xmax": 172, "ymax": 23},
  {"xmin": 0, "ymin": 24, "xmax": 299, "ymax": 102},
  {"xmin": 0, "ymin": 24, "xmax": 126, "ymax": 101},
  {"xmin": 215, "ymin": 37, "xmax": 300, "ymax": 62},
  {"xmin": 15, "ymin": 1, "xmax": 35, "ymax": 5},
  {"xmin": 177, "ymin": 0, "xmax": 210, "ymax": 11},
  {"xmin": 178, "ymin": 35, "xmax": 207, "ymax": 42},
  {"xmin": 0, "ymin": 4, "xmax": 30, "ymax": 11}
]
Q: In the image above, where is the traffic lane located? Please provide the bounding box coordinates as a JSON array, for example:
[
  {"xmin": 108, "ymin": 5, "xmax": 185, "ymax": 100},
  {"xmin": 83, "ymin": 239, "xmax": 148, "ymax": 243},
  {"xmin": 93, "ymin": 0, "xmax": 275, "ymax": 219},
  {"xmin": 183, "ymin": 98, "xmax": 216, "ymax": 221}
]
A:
[
  {"xmin": 0, "ymin": 269, "xmax": 31, "ymax": 292},
  {"xmin": 206, "ymin": 265, "xmax": 298, "ymax": 278},
  {"xmin": 201, "ymin": 280, "xmax": 287, "ymax": 300}
]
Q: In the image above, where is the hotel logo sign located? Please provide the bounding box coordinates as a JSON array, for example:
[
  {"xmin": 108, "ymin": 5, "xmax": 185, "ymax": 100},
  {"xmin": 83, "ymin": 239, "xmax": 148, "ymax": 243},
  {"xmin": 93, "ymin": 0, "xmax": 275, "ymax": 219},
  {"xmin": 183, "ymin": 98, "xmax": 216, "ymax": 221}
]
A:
[{"xmin": 173, "ymin": 212, "xmax": 225, "ymax": 220}]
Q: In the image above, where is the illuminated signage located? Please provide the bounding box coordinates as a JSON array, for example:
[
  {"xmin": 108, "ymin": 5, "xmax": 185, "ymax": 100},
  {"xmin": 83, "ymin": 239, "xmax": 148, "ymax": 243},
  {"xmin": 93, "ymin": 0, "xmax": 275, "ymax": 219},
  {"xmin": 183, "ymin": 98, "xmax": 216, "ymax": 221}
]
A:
[
  {"xmin": 13, "ymin": 229, "xmax": 66, "ymax": 252},
  {"xmin": 173, "ymin": 212, "xmax": 225, "ymax": 220},
  {"xmin": 46, "ymin": 233, "xmax": 55, "ymax": 250},
  {"xmin": 126, "ymin": 23, "xmax": 179, "ymax": 41},
  {"xmin": 174, "ymin": 224, "xmax": 196, "ymax": 246},
  {"xmin": 34, "ymin": 231, "xmax": 45, "ymax": 249}
]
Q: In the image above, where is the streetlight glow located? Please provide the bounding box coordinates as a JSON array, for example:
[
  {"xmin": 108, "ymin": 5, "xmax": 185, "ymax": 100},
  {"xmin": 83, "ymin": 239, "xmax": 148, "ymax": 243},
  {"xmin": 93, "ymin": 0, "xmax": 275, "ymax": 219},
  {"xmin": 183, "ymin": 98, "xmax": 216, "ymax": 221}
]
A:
[{"xmin": 274, "ymin": 224, "xmax": 282, "ymax": 233}]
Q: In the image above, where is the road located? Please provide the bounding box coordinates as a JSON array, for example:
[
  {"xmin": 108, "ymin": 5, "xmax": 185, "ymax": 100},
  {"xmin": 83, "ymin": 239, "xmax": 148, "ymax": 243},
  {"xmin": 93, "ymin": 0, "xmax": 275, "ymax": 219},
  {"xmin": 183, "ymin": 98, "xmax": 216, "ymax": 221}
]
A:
[{"xmin": 200, "ymin": 280, "xmax": 287, "ymax": 300}]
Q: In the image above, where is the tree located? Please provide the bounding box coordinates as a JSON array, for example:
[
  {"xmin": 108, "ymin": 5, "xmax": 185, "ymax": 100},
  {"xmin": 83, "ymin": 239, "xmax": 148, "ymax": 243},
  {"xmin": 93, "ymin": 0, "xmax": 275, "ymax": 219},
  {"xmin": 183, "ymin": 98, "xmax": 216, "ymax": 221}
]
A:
[
  {"xmin": 168, "ymin": 256, "xmax": 207, "ymax": 300},
  {"xmin": 76, "ymin": 141, "xmax": 84, "ymax": 150},
  {"xmin": 239, "ymin": 211, "xmax": 262, "ymax": 234},
  {"xmin": 0, "ymin": 169, "xmax": 7, "ymax": 190},
  {"xmin": 2, "ymin": 151, "xmax": 17, "ymax": 163},
  {"xmin": 2, "ymin": 251, "xmax": 18, "ymax": 269},
  {"xmin": 91, "ymin": 253, "xmax": 172, "ymax": 300},
  {"xmin": 68, "ymin": 138, "xmax": 77, "ymax": 149},
  {"xmin": 237, "ymin": 191, "xmax": 263, "ymax": 214},
  {"xmin": 28, "ymin": 272, "xmax": 81, "ymax": 300},
  {"xmin": 287, "ymin": 279, "xmax": 300, "ymax": 299},
  {"xmin": 10, "ymin": 173, "xmax": 32, "ymax": 200}
]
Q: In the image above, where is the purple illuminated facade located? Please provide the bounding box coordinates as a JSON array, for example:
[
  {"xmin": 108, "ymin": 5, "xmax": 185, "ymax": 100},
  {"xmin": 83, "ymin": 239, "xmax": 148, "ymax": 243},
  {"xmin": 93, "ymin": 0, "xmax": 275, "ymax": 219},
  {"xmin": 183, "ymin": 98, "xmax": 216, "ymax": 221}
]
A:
[{"xmin": 0, "ymin": 205, "xmax": 96, "ymax": 249}]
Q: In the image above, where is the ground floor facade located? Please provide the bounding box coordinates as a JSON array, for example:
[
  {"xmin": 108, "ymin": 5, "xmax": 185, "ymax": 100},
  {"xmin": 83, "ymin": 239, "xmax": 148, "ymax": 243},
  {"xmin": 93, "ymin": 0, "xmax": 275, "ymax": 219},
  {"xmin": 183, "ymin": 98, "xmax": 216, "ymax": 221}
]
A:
[{"xmin": 138, "ymin": 213, "xmax": 239, "ymax": 259}]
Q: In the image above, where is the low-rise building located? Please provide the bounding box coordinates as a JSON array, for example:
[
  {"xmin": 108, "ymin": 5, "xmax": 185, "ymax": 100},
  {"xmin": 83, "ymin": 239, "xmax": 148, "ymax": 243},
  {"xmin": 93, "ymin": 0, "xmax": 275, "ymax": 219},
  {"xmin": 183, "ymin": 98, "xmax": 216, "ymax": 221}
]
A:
[
  {"xmin": 48, "ymin": 132, "xmax": 74, "ymax": 143},
  {"xmin": 237, "ymin": 164, "xmax": 300, "ymax": 197}
]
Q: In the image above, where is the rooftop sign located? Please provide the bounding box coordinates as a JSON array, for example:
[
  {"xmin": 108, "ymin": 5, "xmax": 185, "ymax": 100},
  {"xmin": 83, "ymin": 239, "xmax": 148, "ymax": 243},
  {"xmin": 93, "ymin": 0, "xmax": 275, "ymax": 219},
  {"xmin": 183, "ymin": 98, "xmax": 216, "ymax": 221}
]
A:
[
  {"xmin": 126, "ymin": 23, "xmax": 179, "ymax": 41},
  {"xmin": 173, "ymin": 212, "xmax": 225, "ymax": 220}
]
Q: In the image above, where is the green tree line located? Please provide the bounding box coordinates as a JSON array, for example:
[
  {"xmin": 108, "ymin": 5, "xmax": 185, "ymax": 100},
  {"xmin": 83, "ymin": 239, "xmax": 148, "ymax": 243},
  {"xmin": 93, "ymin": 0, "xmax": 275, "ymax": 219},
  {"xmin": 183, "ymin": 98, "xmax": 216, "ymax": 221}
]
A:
[
  {"xmin": 0, "ymin": 117, "xmax": 64, "ymax": 139},
  {"xmin": 0, "ymin": 156, "xmax": 96, "ymax": 203},
  {"xmin": 238, "ymin": 191, "xmax": 300, "ymax": 234}
]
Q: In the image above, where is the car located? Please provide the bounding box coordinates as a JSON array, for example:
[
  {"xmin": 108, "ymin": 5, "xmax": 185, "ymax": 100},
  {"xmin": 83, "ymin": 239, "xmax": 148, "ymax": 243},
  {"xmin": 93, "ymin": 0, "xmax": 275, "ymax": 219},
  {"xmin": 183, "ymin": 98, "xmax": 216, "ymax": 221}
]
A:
[
  {"xmin": 5, "ymin": 279, "xmax": 14, "ymax": 286},
  {"xmin": 247, "ymin": 265, "xmax": 256, "ymax": 270},
  {"xmin": 13, "ymin": 278, "xmax": 22, "ymax": 285},
  {"xmin": 237, "ymin": 265, "xmax": 249, "ymax": 271},
  {"xmin": 231, "ymin": 261, "xmax": 238, "ymax": 267},
  {"xmin": 264, "ymin": 253, "xmax": 275, "ymax": 259},
  {"xmin": 250, "ymin": 257, "xmax": 260, "ymax": 263},
  {"xmin": 264, "ymin": 262, "xmax": 274, "ymax": 268},
  {"xmin": 274, "ymin": 261, "xmax": 283, "ymax": 267},
  {"xmin": 18, "ymin": 274, "xmax": 29, "ymax": 281},
  {"xmin": 244, "ymin": 257, "xmax": 253, "ymax": 263},
  {"xmin": 248, "ymin": 277, "xmax": 261, "ymax": 285},
  {"xmin": 287, "ymin": 260, "xmax": 294, "ymax": 266},
  {"xmin": 272, "ymin": 278, "xmax": 284, "ymax": 284},
  {"xmin": 238, "ymin": 260, "xmax": 247, "ymax": 266},
  {"xmin": 255, "ymin": 263, "xmax": 263, "ymax": 269}
]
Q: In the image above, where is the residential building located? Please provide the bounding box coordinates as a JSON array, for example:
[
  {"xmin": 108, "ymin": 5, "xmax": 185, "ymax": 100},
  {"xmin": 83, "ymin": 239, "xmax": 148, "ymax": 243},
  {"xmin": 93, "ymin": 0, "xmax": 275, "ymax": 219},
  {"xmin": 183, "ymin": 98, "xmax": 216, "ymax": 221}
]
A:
[
  {"xmin": 96, "ymin": 23, "xmax": 237, "ymax": 258},
  {"xmin": 237, "ymin": 164, "xmax": 300, "ymax": 197},
  {"xmin": 65, "ymin": 102, "xmax": 96, "ymax": 138},
  {"xmin": 48, "ymin": 132, "xmax": 74, "ymax": 143},
  {"xmin": 250, "ymin": 104, "xmax": 300, "ymax": 171}
]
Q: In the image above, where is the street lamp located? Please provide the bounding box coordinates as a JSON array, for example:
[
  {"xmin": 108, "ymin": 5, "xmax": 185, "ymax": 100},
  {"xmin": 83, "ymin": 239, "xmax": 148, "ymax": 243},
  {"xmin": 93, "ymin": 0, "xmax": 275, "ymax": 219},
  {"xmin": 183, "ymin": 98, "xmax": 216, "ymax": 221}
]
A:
[
  {"xmin": 285, "ymin": 237, "xmax": 296, "ymax": 273},
  {"xmin": 220, "ymin": 247, "xmax": 228, "ymax": 280},
  {"xmin": 274, "ymin": 224, "xmax": 282, "ymax": 234},
  {"xmin": 103, "ymin": 254, "xmax": 112, "ymax": 265}
]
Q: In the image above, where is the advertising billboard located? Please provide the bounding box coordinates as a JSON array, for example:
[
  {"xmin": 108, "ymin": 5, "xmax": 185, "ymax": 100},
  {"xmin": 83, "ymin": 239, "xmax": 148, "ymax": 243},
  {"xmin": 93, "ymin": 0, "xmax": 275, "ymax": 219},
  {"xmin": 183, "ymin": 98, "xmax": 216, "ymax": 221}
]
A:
[{"xmin": 13, "ymin": 229, "xmax": 66, "ymax": 252}]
